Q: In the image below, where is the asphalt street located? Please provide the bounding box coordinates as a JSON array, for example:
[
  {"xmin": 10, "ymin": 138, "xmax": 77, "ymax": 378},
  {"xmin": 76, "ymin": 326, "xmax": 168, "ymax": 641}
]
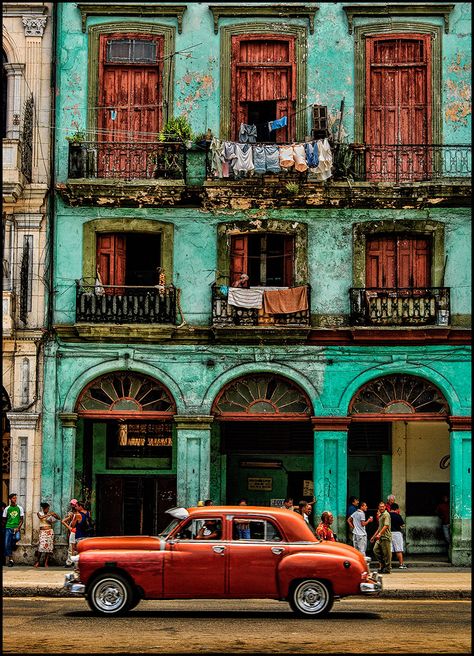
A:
[{"xmin": 3, "ymin": 597, "xmax": 471, "ymax": 654}]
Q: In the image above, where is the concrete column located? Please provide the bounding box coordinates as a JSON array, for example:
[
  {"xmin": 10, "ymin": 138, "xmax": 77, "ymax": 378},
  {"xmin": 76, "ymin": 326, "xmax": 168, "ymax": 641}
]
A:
[
  {"xmin": 174, "ymin": 415, "xmax": 214, "ymax": 507},
  {"xmin": 312, "ymin": 418, "xmax": 350, "ymax": 540},
  {"xmin": 6, "ymin": 412, "xmax": 40, "ymax": 549},
  {"xmin": 448, "ymin": 417, "xmax": 471, "ymax": 566},
  {"xmin": 3, "ymin": 63, "xmax": 24, "ymax": 139},
  {"xmin": 58, "ymin": 413, "xmax": 78, "ymax": 517}
]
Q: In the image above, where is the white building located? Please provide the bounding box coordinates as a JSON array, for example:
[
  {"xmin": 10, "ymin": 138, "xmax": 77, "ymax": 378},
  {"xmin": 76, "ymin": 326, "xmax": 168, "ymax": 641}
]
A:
[{"xmin": 2, "ymin": 2, "xmax": 53, "ymax": 561}]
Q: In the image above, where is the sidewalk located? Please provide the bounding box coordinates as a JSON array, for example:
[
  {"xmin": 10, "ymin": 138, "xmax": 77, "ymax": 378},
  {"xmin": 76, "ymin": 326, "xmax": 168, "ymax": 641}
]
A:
[{"xmin": 3, "ymin": 565, "xmax": 471, "ymax": 599}]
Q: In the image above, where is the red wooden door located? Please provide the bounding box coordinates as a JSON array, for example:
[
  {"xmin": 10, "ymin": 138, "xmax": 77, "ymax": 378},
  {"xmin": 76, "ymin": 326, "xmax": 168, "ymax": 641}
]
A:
[
  {"xmin": 366, "ymin": 235, "xmax": 431, "ymax": 288},
  {"xmin": 98, "ymin": 34, "xmax": 162, "ymax": 178},
  {"xmin": 97, "ymin": 233, "xmax": 126, "ymax": 293},
  {"xmin": 230, "ymin": 235, "xmax": 249, "ymax": 285},
  {"xmin": 365, "ymin": 35, "xmax": 431, "ymax": 181},
  {"xmin": 231, "ymin": 36, "xmax": 295, "ymax": 142}
]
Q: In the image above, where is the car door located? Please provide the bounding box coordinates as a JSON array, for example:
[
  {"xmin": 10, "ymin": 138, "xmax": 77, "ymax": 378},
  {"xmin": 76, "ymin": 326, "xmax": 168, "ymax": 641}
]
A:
[
  {"xmin": 227, "ymin": 517, "xmax": 286, "ymax": 598},
  {"xmin": 163, "ymin": 516, "xmax": 226, "ymax": 598}
]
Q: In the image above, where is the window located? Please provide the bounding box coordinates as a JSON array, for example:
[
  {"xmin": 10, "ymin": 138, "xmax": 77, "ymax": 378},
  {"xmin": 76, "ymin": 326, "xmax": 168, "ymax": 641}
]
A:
[
  {"xmin": 176, "ymin": 518, "xmax": 223, "ymax": 540},
  {"xmin": 366, "ymin": 234, "xmax": 431, "ymax": 288},
  {"xmin": 232, "ymin": 519, "xmax": 282, "ymax": 541},
  {"xmin": 230, "ymin": 233, "xmax": 294, "ymax": 287},
  {"xmin": 106, "ymin": 38, "xmax": 158, "ymax": 64},
  {"xmin": 96, "ymin": 232, "xmax": 161, "ymax": 291},
  {"xmin": 231, "ymin": 36, "xmax": 296, "ymax": 142}
]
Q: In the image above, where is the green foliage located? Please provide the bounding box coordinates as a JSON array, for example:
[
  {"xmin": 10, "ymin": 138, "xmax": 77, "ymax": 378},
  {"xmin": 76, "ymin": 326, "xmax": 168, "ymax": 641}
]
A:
[
  {"xmin": 285, "ymin": 181, "xmax": 300, "ymax": 195},
  {"xmin": 66, "ymin": 130, "xmax": 86, "ymax": 144},
  {"xmin": 158, "ymin": 114, "xmax": 194, "ymax": 142}
]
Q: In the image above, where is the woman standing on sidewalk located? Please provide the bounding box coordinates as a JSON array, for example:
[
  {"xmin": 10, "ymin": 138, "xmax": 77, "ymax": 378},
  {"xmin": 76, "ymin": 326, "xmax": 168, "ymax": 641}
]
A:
[{"xmin": 34, "ymin": 502, "xmax": 61, "ymax": 568}]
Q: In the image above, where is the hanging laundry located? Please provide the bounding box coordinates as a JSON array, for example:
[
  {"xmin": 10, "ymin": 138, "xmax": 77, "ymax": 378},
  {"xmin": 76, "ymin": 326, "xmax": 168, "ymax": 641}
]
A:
[
  {"xmin": 268, "ymin": 116, "xmax": 288, "ymax": 132},
  {"xmin": 252, "ymin": 145, "xmax": 282, "ymax": 174},
  {"xmin": 313, "ymin": 139, "xmax": 333, "ymax": 181},
  {"xmin": 110, "ymin": 110, "xmax": 117, "ymax": 121},
  {"xmin": 233, "ymin": 143, "xmax": 254, "ymax": 175},
  {"xmin": 304, "ymin": 141, "xmax": 319, "ymax": 168},
  {"xmin": 228, "ymin": 287, "xmax": 264, "ymax": 309},
  {"xmin": 239, "ymin": 123, "xmax": 257, "ymax": 144},
  {"xmin": 279, "ymin": 144, "xmax": 295, "ymax": 169},
  {"xmin": 293, "ymin": 144, "xmax": 308, "ymax": 172},
  {"xmin": 263, "ymin": 286, "xmax": 309, "ymax": 315},
  {"xmin": 223, "ymin": 141, "xmax": 238, "ymax": 176},
  {"xmin": 210, "ymin": 137, "xmax": 225, "ymax": 178}
]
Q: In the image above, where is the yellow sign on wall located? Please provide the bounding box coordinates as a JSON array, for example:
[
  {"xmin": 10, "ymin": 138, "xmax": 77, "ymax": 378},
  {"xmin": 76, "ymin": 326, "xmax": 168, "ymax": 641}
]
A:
[{"xmin": 248, "ymin": 477, "xmax": 273, "ymax": 491}]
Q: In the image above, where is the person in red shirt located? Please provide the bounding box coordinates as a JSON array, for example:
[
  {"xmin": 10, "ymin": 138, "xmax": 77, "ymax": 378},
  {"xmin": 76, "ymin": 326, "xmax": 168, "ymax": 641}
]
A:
[{"xmin": 316, "ymin": 511, "xmax": 336, "ymax": 541}]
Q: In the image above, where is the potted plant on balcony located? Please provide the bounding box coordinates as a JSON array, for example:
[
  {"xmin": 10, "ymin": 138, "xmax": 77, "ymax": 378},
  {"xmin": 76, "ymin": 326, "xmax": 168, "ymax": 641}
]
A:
[
  {"xmin": 158, "ymin": 115, "xmax": 194, "ymax": 148},
  {"xmin": 67, "ymin": 130, "xmax": 88, "ymax": 178}
]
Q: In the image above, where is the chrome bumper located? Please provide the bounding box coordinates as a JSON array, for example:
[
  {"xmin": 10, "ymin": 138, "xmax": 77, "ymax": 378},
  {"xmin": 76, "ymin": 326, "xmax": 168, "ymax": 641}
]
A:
[
  {"xmin": 64, "ymin": 572, "xmax": 86, "ymax": 595},
  {"xmin": 360, "ymin": 572, "xmax": 383, "ymax": 593}
]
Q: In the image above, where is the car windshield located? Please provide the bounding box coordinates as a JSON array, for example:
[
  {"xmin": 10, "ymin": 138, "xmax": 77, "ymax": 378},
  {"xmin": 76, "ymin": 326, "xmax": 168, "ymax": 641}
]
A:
[{"xmin": 157, "ymin": 519, "xmax": 180, "ymax": 539}]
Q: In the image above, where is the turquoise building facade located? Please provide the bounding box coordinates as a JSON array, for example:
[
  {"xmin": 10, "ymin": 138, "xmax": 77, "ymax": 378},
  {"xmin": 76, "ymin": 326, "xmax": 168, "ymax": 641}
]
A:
[{"xmin": 45, "ymin": 3, "xmax": 471, "ymax": 564}]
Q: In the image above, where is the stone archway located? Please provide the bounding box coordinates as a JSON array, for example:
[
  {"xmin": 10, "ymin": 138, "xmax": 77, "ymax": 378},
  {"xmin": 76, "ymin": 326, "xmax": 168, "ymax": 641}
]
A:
[{"xmin": 211, "ymin": 373, "xmax": 314, "ymax": 506}]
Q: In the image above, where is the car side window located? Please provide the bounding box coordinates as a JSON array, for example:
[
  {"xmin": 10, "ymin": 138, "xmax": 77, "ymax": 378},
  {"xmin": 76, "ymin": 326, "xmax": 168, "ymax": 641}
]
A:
[
  {"xmin": 175, "ymin": 518, "xmax": 222, "ymax": 540},
  {"xmin": 232, "ymin": 519, "xmax": 282, "ymax": 541}
]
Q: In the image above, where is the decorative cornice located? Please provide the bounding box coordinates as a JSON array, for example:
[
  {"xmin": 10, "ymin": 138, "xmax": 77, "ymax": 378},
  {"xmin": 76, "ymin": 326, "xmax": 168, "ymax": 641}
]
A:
[
  {"xmin": 77, "ymin": 4, "xmax": 187, "ymax": 33},
  {"xmin": 208, "ymin": 4, "xmax": 318, "ymax": 34},
  {"xmin": 174, "ymin": 415, "xmax": 214, "ymax": 431},
  {"xmin": 448, "ymin": 416, "xmax": 472, "ymax": 432},
  {"xmin": 311, "ymin": 417, "xmax": 351, "ymax": 432},
  {"xmin": 14, "ymin": 213, "xmax": 45, "ymax": 230},
  {"xmin": 22, "ymin": 15, "xmax": 47, "ymax": 37},
  {"xmin": 6, "ymin": 412, "xmax": 40, "ymax": 429},
  {"xmin": 342, "ymin": 4, "xmax": 454, "ymax": 34},
  {"xmin": 3, "ymin": 5, "xmax": 48, "ymax": 17},
  {"xmin": 59, "ymin": 412, "xmax": 79, "ymax": 428}
]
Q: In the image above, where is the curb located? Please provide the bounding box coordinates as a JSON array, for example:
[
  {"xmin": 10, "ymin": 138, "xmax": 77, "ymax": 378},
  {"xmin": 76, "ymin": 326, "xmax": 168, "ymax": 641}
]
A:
[{"xmin": 3, "ymin": 587, "xmax": 471, "ymax": 600}]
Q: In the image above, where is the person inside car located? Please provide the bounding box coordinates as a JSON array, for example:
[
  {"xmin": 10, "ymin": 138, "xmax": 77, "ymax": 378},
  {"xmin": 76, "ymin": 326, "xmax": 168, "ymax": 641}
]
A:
[{"xmin": 196, "ymin": 519, "xmax": 221, "ymax": 540}]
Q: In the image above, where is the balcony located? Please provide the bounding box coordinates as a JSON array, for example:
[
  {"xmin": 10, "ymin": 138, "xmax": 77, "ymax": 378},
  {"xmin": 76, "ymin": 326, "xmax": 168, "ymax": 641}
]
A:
[
  {"xmin": 348, "ymin": 144, "xmax": 471, "ymax": 183},
  {"xmin": 76, "ymin": 282, "xmax": 177, "ymax": 325},
  {"xmin": 212, "ymin": 283, "xmax": 311, "ymax": 328},
  {"xmin": 349, "ymin": 288, "xmax": 450, "ymax": 327}
]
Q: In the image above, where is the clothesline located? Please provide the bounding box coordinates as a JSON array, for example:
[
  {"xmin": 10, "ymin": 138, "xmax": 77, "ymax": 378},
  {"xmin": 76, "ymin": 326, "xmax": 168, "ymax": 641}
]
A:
[{"xmin": 210, "ymin": 137, "xmax": 333, "ymax": 179}]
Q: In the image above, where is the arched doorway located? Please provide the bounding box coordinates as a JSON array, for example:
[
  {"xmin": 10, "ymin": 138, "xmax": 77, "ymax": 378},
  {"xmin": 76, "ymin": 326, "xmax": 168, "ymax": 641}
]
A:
[
  {"xmin": 348, "ymin": 374, "xmax": 450, "ymax": 555},
  {"xmin": 211, "ymin": 374, "xmax": 313, "ymax": 505},
  {"xmin": 2, "ymin": 387, "xmax": 11, "ymax": 501},
  {"xmin": 75, "ymin": 371, "xmax": 177, "ymax": 535}
]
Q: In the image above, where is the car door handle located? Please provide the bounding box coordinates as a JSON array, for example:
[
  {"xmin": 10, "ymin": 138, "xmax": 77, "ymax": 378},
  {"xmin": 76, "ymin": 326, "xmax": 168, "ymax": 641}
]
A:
[
  {"xmin": 271, "ymin": 547, "xmax": 285, "ymax": 554},
  {"xmin": 212, "ymin": 545, "xmax": 225, "ymax": 554}
]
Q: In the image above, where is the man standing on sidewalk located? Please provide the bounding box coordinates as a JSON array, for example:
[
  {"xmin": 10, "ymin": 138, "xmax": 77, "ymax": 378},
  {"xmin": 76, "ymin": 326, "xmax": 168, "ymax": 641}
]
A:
[
  {"xmin": 347, "ymin": 500, "xmax": 373, "ymax": 556},
  {"xmin": 3, "ymin": 493, "xmax": 24, "ymax": 567},
  {"xmin": 370, "ymin": 500, "xmax": 392, "ymax": 573}
]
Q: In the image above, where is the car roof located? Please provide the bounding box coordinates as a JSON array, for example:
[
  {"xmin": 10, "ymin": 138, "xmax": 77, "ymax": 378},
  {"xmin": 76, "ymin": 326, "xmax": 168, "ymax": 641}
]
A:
[{"xmin": 186, "ymin": 505, "xmax": 318, "ymax": 542}]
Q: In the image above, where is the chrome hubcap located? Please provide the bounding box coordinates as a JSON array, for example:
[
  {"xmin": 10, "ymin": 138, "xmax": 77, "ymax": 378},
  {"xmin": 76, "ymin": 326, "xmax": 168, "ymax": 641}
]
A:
[
  {"xmin": 93, "ymin": 579, "xmax": 126, "ymax": 612},
  {"xmin": 296, "ymin": 581, "xmax": 328, "ymax": 613}
]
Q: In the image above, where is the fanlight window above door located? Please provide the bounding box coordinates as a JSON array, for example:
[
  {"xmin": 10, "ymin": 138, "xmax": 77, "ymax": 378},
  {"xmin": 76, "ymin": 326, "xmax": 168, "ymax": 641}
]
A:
[
  {"xmin": 214, "ymin": 375, "xmax": 311, "ymax": 417},
  {"xmin": 77, "ymin": 372, "xmax": 175, "ymax": 415},
  {"xmin": 350, "ymin": 375, "xmax": 449, "ymax": 415}
]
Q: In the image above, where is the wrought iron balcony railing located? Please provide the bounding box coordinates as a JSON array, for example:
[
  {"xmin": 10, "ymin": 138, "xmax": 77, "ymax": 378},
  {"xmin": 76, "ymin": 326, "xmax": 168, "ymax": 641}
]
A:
[
  {"xmin": 76, "ymin": 282, "xmax": 177, "ymax": 325},
  {"xmin": 349, "ymin": 287, "xmax": 450, "ymax": 327},
  {"xmin": 345, "ymin": 144, "xmax": 471, "ymax": 183},
  {"xmin": 212, "ymin": 283, "xmax": 311, "ymax": 327},
  {"xmin": 68, "ymin": 141, "xmax": 186, "ymax": 181}
]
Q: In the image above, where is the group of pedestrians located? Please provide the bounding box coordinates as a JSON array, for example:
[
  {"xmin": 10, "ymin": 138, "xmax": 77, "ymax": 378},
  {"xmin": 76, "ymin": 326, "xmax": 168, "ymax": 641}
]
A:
[
  {"xmin": 2, "ymin": 494, "xmax": 93, "ymax": 567},
  {"xmin": 346, "ymin": 494, "xmax": 407, "ymax": 573}
]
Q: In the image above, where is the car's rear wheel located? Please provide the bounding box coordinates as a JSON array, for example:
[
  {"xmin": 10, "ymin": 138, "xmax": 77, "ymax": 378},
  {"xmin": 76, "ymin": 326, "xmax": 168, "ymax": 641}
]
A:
[
  {"xmin": 87, "ymin": 573, "xmax": 133, "ymax": 616},
  {"xmin": 289, "ymin": 579, "xmax": 334, "ymax": 618}
]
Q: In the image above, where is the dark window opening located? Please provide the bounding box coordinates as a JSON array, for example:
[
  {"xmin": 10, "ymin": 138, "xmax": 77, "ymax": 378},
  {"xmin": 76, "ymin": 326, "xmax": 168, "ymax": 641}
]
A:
[
  {"xmin": 246, "ymin": 233, "xmax": 293, "ymax": 286},
  {"xmin": 246, "ymin": 101, "xmax": 276, "ymax": 142},
  {"xmin": 125, "ymin": 233, "xmax": 161, "ymax": 286},
  {"xmin": 106, "ymin": 39, "xmax": 157, "ymax": 64},
  {"xmin": 348, "ymin": 422, "xmax": 392, "ymax": 454},
  {"xmin": 406, "ymin": 482, "xmax": 449, "ymax": 516}
]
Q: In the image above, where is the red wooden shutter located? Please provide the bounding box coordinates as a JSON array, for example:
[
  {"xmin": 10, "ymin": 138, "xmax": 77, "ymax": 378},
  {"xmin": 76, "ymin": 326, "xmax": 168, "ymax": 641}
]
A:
[
  {"xmin": 366, "ymin": 236, "xmax": 396, "ymax": 288},
  {"xmin": 230, "ymin": 235, "xmax": 248, "ymax": 285},
  {"xmin": 283, "ymin": 236, "xmax": 294, "ymax": 286},
  {"xmin": 97, "ymin": 234, "xmax": 126, "ymax": 293},
  {"xmin": 397, "ymin": 236, "xmax": 431, "ymax": 287}
]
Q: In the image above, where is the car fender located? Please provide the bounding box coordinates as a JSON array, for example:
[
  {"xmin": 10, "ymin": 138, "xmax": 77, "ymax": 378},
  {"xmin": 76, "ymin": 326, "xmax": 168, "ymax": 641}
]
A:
[{"xmin": 277, "ymin": 551, "xmax": 365, "ymax": 597}]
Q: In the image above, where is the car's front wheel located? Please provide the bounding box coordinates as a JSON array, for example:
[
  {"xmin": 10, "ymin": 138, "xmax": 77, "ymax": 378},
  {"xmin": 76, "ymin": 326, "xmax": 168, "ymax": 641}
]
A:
[
  {"xmin": 289, "ymin": 579, "xmax": 334, "ymax": 618},
  {"xmin": 87, "ymin": 573, "xmax": 133, "ymax": 616}
]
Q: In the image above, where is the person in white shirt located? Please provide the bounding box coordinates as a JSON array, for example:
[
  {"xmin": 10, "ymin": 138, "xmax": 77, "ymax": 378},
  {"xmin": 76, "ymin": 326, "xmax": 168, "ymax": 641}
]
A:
[{"xmin": 347, "ymin": 501, "xmax": 373, "ymax": 555}]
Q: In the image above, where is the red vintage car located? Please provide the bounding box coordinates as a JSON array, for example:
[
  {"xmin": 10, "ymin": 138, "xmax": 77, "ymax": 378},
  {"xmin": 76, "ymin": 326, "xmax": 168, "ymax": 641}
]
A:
[{"xmin": 65, "ymin": 505, "xmax": 382, "ymax": 617}]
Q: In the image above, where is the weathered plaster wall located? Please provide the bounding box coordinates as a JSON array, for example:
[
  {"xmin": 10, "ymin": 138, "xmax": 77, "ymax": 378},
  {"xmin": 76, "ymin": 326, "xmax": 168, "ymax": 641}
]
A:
[{"xmin": 55, "ymin": 3, "xmax": 472, "ymax": 181}]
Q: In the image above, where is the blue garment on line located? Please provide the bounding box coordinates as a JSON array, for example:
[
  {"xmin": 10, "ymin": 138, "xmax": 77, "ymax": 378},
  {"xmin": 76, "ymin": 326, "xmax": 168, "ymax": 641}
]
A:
[
  {"xmin": 252, "ymin": 145, "xmax": 281, "ymax": 174},
  {"xmin": 239, "ymin": 123, "xmax": 257, "ymax": 143},
  {"xmin": 268, "ymin": 116, "xmax": 288, "ymax": 131},
  {"xmin": 305, "ymin": 141, "xmax": 319, "ymax": 168}
]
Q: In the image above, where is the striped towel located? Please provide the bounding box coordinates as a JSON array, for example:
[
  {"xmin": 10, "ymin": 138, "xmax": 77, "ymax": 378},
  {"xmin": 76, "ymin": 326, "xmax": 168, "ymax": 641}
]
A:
[{"xmin": 228, "ymin": 287, "xmax": 264, "ymax": 309}]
